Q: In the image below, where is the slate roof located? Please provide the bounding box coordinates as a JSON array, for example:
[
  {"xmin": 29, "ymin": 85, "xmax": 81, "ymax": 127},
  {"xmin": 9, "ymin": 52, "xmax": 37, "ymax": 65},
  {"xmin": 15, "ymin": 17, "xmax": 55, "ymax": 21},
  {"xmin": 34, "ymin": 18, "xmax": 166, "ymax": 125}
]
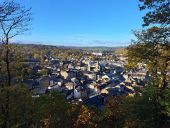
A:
[{"xmin": 83, "ymin": 95, "xmax": 104, "ymax": 109}]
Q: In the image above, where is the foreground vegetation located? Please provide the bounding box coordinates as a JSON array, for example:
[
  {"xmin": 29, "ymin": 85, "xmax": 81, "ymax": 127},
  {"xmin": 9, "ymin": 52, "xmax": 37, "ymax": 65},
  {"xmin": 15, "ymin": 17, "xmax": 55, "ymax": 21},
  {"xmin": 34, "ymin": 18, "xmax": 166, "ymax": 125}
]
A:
[{"xmin": 0, "ymin": 85, "xmax": 163, "ymax": 128}]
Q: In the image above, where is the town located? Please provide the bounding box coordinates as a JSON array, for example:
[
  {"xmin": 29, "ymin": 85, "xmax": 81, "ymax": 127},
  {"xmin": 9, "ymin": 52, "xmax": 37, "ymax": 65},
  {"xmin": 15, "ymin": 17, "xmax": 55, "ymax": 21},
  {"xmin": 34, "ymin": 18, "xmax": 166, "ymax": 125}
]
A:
[{"xmin": 22, "ymin": 47, "xmax": 149, "ymax": 109}]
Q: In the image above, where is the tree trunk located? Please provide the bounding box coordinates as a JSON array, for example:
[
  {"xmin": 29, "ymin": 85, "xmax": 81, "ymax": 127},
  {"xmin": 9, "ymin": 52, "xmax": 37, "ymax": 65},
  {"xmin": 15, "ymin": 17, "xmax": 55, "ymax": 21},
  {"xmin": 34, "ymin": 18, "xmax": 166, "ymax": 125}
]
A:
[
  {"xmin": 2, "ymin": 37, "xmax": 11, "ymax": 128},
  {"xmin": 5, "ymin": 41, "xmax": 11, "ymax": 86},
  {"xmin": 4, "ymin": 91, "xmax": 9, "ymax": 128},
  {"xmin": 161, "ymin": 60, "xmax": 169, "ymax": 89},
  {"xmin": 159, "ymin": 60, "xmax": 169, "ymax": 126}
]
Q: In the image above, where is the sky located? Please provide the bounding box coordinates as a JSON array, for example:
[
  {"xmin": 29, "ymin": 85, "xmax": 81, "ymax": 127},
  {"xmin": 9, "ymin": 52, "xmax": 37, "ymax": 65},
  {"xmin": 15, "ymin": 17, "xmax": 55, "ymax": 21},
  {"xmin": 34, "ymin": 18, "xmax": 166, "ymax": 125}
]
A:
[{"xmin": 12, "ymin": 0, "xmax": 145, "ymax": 47}]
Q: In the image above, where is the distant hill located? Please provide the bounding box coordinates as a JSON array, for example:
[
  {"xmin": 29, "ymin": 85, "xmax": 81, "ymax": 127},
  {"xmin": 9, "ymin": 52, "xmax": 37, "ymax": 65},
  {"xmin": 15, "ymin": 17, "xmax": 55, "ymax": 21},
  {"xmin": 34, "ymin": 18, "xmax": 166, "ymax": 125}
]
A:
[
  {"xmin": 9, "ymin": 43, "xmax": 126, "ymax": 52},
  {"xmin": 76, "ymin": 46, "xmax": 125, "ymax": 52}
]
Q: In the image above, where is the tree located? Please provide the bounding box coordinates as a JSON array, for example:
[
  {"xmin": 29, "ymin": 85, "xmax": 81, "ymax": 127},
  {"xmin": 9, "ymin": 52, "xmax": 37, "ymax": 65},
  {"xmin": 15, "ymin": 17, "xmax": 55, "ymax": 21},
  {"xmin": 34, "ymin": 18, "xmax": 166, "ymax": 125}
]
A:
[
  {"xmin": 139, "ymin": 0, "xmax": 170, "ymax": 26},
  {"xmin": 123, "ymin": 93, "xmax": 156, "ymax": 128},
  {"xmin": 76, "ymin": 105, "xmax": 97, "ymax": 128},
  {"xmin": 127, "ymin": 0, "xmax": 170, "ymax": 127},
  {"xmin": 0, "ymin": 1, "xmax": 32, "ymax": 128},
  {"xmin": 0, "ymin": 0, "xmax": 32, "ymax": 86},
  {"xmin": 95, "ymin": 96, "xmax": 124, "ymax": 128},
  {"xmin": 34, "ymin": 91, "xmax": 70, "ymax": 128},
  {"xmin": 115, "ymin": 48, "xmax": 128, "ymax": 57},
  {"xmin": 128, "ymin": 27, "xmax": 170, "ymax": 128},
  {"xmin": 0, "ymin": 85, "xmax": 34, "ymax": 128}
]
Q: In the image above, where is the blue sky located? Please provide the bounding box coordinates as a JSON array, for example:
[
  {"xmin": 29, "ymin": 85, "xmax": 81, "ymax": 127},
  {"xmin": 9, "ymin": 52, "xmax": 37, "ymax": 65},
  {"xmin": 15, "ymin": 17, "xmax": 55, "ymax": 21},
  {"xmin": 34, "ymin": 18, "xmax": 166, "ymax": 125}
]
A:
[{"xmin": 13, "ymin": 0, "xmax": 144, "ymax": 47}]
